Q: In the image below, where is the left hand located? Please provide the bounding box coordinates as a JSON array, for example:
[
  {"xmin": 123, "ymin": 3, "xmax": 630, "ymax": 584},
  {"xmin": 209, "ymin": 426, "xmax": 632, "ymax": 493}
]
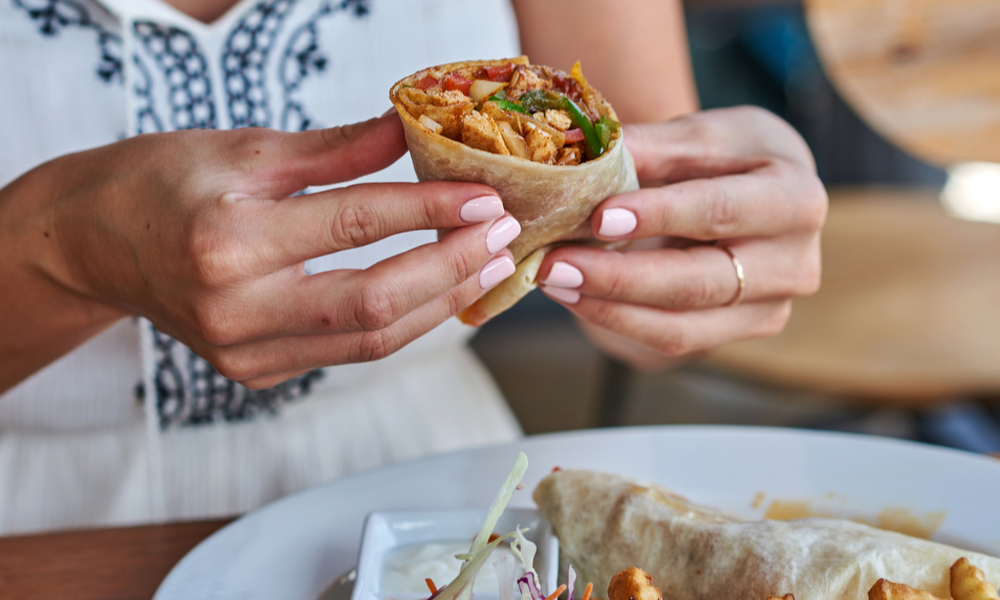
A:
[{"xmin": 537, "ymin": 106, "xmax": 827, "ymax": 369}]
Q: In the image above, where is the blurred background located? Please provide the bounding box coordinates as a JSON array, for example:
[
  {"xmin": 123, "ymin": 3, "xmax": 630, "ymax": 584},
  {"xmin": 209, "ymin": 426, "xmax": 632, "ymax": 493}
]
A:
[{"xmin": 472, "ymin": 0, "xmax": 1000, "ymax": 453}]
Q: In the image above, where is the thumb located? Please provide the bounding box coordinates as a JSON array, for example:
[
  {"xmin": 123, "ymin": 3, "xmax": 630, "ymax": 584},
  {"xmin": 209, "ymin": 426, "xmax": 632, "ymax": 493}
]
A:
[{"xmin": 279, "ymin": 109, "xmax": 408, "ymax": 193}]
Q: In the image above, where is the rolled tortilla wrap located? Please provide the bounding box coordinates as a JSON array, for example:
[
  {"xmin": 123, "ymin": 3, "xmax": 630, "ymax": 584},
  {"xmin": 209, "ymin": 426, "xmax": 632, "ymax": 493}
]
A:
[
  {"xmin": 389, "ymin": 57, "xmax": 639, "ymax": 325},
  {"xmin": 533, "ymin": 469, "xmax": 1000, "ymax": 600}
]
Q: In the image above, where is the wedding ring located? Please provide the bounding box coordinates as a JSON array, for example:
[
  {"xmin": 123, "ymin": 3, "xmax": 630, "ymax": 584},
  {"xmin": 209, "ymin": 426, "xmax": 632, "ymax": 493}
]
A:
[{"xmin": 717, "ymin": 244, "xmax": 746, "ymax": 307}]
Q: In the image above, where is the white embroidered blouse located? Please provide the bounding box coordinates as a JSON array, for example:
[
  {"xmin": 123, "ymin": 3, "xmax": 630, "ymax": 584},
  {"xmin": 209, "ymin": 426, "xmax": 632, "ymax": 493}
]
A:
[{"xmin": 0, "ymin": 0, "xmax": 523, "ymax": 534}]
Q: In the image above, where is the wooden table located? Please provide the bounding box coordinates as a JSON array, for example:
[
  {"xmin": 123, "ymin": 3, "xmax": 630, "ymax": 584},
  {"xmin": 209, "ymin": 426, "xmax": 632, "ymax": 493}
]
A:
[
  {"xmin": 0, "ymin": 518, "xmax": 233, "ymax": 600},
  {"xmin": 805, "ymin": 0, "xmax": 1000, "ymax": 166}
]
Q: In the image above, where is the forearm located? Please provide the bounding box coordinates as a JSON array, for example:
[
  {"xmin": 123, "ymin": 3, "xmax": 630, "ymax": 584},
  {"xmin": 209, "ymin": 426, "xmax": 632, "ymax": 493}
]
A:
[
  {"xmin": 0, "ymin": 162, "xmax": 125, "ymax": 394},
  {"xmin": 512, "ymin": 0, "xmax": 699, "ymax": 123}
]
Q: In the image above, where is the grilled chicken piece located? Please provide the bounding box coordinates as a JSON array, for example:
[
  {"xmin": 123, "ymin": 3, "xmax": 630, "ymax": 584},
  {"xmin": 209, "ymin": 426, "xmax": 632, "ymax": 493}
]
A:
[
  {"xmin": 427, "ymin": 89, "xmax": 471, "ymax": 106},
  {"xmin": 523, "ymin": 122, "xmax": 558, "ymax": 164},
  {"xmin": 507, "ymin": 65, "xmax": 551, "ymax": 100},
  {"xmin": 556, "ymin": 146, "xmax": 582, "ymax": 166},
  {"xmin": 533, "ymin": 109, "xmax": 573, "ymax": 131},
  {"xmin": 462, "ymin": 111, "xmax": 509, "ymax": 155}
]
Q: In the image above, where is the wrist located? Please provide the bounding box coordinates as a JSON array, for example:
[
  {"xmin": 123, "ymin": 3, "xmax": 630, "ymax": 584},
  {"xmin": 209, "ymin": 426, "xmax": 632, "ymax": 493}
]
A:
[{"xmin": 0, "ymin": 159, "xmax": 125, "ymax": 393}]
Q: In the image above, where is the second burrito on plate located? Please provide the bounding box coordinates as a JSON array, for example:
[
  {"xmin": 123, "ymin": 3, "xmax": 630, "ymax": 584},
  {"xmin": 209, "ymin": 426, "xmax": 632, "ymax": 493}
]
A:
[{"xmin": 389, "ymin": 56, "xmax": 639, "ymax": 326}]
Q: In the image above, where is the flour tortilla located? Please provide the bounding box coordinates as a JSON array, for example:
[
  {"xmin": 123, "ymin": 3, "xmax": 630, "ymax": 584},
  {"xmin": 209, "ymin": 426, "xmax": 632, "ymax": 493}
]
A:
[
  {"xmin": 533, "ymin": 469, "xmax": 1000, "ymax": 600},
  {"xmin": 389, "ymin": 57, "xmax": 639, "ymax": 325}
]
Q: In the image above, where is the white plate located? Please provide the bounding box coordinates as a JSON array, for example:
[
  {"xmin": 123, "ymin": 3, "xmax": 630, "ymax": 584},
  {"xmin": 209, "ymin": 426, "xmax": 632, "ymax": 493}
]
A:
[
  {"xmin": 154, "ymin": 426, "xmax": 1000, "ymax": 600},
  {"xmin": 353, "ymin": 508, "xmax": 557, "ymax": 600}
]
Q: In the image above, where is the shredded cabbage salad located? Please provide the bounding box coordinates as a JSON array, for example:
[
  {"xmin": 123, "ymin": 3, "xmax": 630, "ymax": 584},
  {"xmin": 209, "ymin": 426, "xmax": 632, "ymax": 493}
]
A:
[{"xmin": 425, "ymin": 453, "xmax": 574, "ymax": 600}]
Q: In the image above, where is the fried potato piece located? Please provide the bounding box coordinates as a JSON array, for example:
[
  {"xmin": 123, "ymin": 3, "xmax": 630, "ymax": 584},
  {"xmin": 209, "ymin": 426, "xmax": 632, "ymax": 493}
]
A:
[
  {"xmin": 607, "ymin": 567, "xmax": 662, "ymax": 600},
  {"xmin": 952, "ymin": 558, "xmax": 1000, "ymax": 600},
  {"xmin": 869, "ymin": 579, "xmax": 946, "ymax": 600}
]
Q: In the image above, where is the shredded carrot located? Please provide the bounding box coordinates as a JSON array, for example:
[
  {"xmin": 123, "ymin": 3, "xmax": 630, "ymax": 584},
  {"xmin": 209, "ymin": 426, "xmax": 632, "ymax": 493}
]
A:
[
  {"xmin": 581, "ymin": 582, "xmax": 594, "ymax": 600},
  {"xmin": 545, "ymin": 584, "xmax": 568, "ymax": 600},
  {"xmin": 426, "ymin": 578, "xmax": 438, "ymax": 594}
]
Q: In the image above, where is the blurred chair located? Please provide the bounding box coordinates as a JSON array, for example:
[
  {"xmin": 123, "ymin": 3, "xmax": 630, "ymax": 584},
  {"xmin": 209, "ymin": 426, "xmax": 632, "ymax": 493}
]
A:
[{"xmin": 698, "ymin": 0, "xmax": 1000, "ymax": 441}]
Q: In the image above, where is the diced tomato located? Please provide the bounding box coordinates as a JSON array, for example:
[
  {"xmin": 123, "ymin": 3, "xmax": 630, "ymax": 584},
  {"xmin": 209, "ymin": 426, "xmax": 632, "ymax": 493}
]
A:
[
  {"xmin": 563, "ymin": 128, "xmax": 586, "ymax": 143},
  {"xmin": 478, "ymin": 63, "xmax": 514, "ymax": 82},
  {"xmin": 415, "ymin": 75, "xmax": 438, "ymax": 91},
  {"xmin": 442, "ymin": 72, "xmax": 472, "ymax": 95}
]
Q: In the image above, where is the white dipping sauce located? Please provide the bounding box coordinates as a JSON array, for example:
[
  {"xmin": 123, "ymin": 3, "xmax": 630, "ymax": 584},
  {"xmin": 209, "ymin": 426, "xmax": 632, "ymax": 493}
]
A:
[{"xmin": 380, "ymin": 542, "xmax": 521, "ymax": 596}]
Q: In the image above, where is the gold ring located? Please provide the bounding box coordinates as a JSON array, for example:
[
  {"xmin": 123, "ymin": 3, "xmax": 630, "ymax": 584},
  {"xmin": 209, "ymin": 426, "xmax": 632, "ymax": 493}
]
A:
[{"xmin": 717, "ymin": 244, "xmax": 746, "ymax": 307}]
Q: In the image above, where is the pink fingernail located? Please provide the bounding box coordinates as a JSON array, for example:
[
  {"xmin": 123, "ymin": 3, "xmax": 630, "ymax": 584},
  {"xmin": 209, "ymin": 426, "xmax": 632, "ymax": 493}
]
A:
[
  {"xmin": 599, "ymin": 208, "xmax": 637, "ymax": 237},
  {"xmin": 460, "ymin": 195, "xmax": 504, "ymax": 223},
  {"xmin": 485, "ymin": 215, "xmax": 520, "ymax": 254},
  {"xmin": 543, "ymin": 261, "xmax": 583, "ymax": 289},
  {"xmin": 479, "ymin": 256, "xmax": 516, "ymax": 289},
  {"xmin": 542, "ymin": 285, "xmax": 580, "ymax": 304}
]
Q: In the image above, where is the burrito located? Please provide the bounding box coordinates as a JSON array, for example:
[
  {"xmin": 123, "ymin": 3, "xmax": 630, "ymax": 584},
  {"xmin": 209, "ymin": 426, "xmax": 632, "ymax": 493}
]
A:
[
  {"xmin": 389, "ymin": 56, "xmax": 639, "ymax": 325},
  {"xmin": 533, "ymin": 469, "xmax": 1000, "ymax": 600}
]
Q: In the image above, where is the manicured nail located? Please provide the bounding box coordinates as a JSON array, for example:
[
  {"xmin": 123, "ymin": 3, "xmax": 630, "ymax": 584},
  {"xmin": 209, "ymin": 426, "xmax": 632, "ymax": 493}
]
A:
[
  {"xmin": 479, "ymin": 256, "xmax": 516, "ymax": 289},
  {"xmin": 542, "ymin": 285, "xmax": 580, "ymax": 304},
  {"xmin": 485, "ymin": 215, "xmax": 520, "ymax": 254},
  {"xmin": 599, "ymin": 207, "xmax": 637, "ymax": 237},
  {"xmin": 543, "ymin": 261, "xmax": 583, "ymax": 289},
  {"xmin": 460, "ymin": 195, "xmax": 504, "ymax": 223}
]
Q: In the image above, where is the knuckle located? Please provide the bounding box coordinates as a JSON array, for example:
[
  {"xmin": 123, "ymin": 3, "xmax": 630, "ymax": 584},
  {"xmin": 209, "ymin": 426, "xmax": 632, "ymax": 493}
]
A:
[
  {"xmin": 188, "ymin": 230, "xmax": 243, "ymax": 289},
  {"xmin": 674, "ymin": 275, "xmax": 718, "ymax": 308},
  {"xmin": 588, "ymin": 298, "xmax": 621, "ymax": 330},
  {"xmin": 353, "ymin": 329, "xmax": 399, "ymax": 362},
  {"xmin": 799, "ymin": 176, "xmax": 829, "ymax": 231},
  {"xmin": 353, "ymin": 285, "xmax": 399, "ymax": 331},
  {"xmin": 705, "ymin": 183, "xmax": 741, "ymax": 238},
  {"xmin": 448, "ymin": 243, "xmax": 479, "ymax": 284},
  {"xmin": 655, "ymin": 324, "xmax": 696, "ymax": 357},
  {"xmin": 190, "ymin": 302, "xmax": 240, "ymax": 347},
  {"xmin": 444, "ymin": 286, "xmax": 467, "ymax": 317},
  {"xmin": 794, "ymin": 251, "xmax": 823, "ymax": 297},
  {"xmin": 329, "ymin": 203, "xmax": 383, "ymax": 249},
  {"xmin": 209, "ymin": 350, "xmax": 255, "ymax": 382},
  {"xmin": 319, "ymin": 124, "xmax": 353, "ymax": 149},
  {"xmin": 734, "ymin": 104, "xmax": 777, "ymax": 126},
  {"xmin": 760, "ymin": 301, "xmax": 793, "ymax": 337},
  {"xmin": 604, "ymin": 265, "xmax": 630, "ymax": 300}
]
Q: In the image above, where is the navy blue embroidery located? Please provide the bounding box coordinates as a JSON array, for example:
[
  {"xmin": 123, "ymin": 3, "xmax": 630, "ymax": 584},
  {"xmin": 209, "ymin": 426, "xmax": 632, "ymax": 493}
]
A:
[
  {"xmin": 222, "ymin": 0, "xmax": 298, "ymax": 129},
  {"xmin": 280, "ymin": 0, "xmax": 370, "ymax": 131},
  {"xmin": 132, "ymin": 54, "xmax": 164, "ymax": 134},
  {"xmin": 13, "ymin": 0, "xmax": 123, "ymax": 84},
  {"xmin": 146, "ymin": 328, "xmax": 325, "ymax": 429},
  {"xmin": 133, "ymin": 21, "xmax": 216, "ymax": 130}
]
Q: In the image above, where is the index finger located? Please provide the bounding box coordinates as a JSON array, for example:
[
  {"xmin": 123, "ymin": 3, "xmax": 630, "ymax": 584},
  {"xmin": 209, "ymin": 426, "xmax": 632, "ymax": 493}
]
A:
[
  {"xmin": 261, "ymin": 111, "xmax": 408, "ymax": 196},
  {"xmin": 248, "ymin": 181, "xmax": 505, "ymax": 271}
]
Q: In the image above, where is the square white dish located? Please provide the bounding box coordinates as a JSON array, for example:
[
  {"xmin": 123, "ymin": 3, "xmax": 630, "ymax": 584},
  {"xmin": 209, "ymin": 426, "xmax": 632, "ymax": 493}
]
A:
[{"xmin": 351, "ymin": 508, "xmax": 559, "ymax": 600}]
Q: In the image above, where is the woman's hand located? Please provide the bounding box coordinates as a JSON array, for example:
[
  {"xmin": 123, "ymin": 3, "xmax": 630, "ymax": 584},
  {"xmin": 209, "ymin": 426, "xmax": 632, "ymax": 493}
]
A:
[
  {"xmin": 536, "ymin": 106, "xmax": 827, "ymax": 369},
  {"xmin": 0, "ymin": 112, "xmax": 519, "ymax": 392}
]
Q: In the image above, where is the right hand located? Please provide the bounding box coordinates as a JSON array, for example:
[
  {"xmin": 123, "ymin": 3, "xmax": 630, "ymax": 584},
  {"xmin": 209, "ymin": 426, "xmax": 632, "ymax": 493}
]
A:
[{"xmin": 4, "ymin": 112, "xmax": 518, "ymax": 390}]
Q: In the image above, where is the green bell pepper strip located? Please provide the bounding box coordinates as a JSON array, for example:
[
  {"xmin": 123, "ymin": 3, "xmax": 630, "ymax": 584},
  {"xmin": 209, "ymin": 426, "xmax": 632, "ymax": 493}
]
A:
[
  {"xmin": 561, "ymin": 97, "xmax": 604, "ymax": 159},
  {"xmin": 486, "ymin": 95, "xmax": 526, "ymax": 114},
  {"xmin": 519, "ymin": 90, "xmax": 604, "ymax": 159},
  {"xmin": 596, "ymin": 114, "xmax": 622, "ymax": 150}
]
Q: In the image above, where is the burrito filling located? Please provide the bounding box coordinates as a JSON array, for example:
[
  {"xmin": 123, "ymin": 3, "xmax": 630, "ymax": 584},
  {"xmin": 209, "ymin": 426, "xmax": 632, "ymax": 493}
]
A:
[{"xmin": 396, "ymin": 61, "xmax": 621, "ymax": 166}]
